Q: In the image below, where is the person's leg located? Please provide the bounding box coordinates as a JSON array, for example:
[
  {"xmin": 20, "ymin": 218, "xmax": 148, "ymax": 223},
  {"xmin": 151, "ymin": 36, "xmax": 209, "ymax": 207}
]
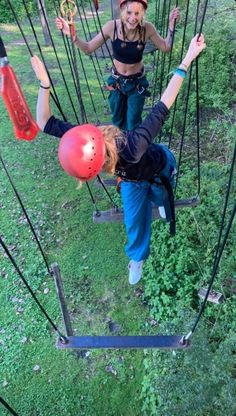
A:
[
  {"xmin": 120, "ymin": 181, "xmax": 152, "ymax": 261},
  {"xmin": 108, "ymin": 88, "xmax": 127, "ymax": 130},
  {"xmin": 126, "ymin": 76, "xmax": 149, "ymax": 131}
]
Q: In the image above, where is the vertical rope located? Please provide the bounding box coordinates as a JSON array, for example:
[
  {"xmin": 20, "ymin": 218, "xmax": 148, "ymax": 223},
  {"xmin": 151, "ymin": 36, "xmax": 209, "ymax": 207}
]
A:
[
  {"xmin": 0, "ymin": 153, "xmax": 51, "ymax": 275},
  {"xmin": 37, "ymin": 0, "xmax": 84, "ymax": 123},
  {"xmin": 6, "ymin": 0, "xmax": 67, "ymax": 121}
]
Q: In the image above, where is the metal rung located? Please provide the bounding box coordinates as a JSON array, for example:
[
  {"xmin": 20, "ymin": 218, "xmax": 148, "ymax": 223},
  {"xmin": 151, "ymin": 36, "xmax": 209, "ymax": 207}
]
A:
[
  {"xmin": 93, "ymin": 197, "xmax": 200, "ymax": 223},
  {"xmin": 57, "ymin": 335, "xmax": 189, "ymax": 349}
]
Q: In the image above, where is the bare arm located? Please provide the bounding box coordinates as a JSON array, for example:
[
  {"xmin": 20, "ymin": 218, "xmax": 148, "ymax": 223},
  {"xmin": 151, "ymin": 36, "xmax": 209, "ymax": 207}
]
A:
[
  {"xmin": 147, "ymin": 7, "xmax": 180, "ymax": 52},
  {"xmin": 55, "ymin": 17, "xmax": 113, "ymax": 55},
  {"xmin": 30, "ymin": 56, "xmax": 51, "ymax": 130},
  {"xmin": 161, "ymin": 34, "xmax": 206, "ymax": 109}
]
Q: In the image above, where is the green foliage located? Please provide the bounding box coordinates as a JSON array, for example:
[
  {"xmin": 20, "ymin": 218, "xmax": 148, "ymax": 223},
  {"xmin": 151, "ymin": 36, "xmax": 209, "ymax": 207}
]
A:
[
  {"xmin": 143, "ymin": 161, "xmax": 235, "ymax": 322},
  {"xmin": 141, "ymin": 319, "xmax": 236, "ymax": 416}
]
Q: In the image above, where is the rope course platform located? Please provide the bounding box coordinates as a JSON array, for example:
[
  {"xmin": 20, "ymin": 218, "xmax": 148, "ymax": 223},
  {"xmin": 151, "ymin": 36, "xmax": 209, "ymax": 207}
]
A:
[
  {"xmin": 57, "ymin": 335, "xmax": 189, "ymax": 350},
  {"xmin": 93, "ymin": 196, "xmax": 200, "ymax": 224}
]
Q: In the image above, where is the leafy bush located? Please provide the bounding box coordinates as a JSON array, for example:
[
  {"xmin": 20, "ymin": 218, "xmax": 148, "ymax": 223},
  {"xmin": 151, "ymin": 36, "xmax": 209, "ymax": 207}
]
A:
[{"xmin": 141, "ymin": 319, "xmax": 236, "ymax": 416}]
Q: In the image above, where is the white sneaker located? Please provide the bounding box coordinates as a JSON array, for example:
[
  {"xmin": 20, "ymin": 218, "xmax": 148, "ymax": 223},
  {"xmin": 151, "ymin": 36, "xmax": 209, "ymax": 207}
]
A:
[
  {"xmin": 128, "ymin": 260, "xmax": 144, "ymax": 285},
  {"xmin": 158, "ymin": 206, "xmax": 166, "ymax": 219}
]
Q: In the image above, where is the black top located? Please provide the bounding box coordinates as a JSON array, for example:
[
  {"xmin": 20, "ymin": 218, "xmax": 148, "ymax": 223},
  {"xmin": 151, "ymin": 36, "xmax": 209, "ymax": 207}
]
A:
[
  {"xmin": 111, "ymin": 20, "xmax": 145, "ymax": 64},
  {"xmin": 44, "ymin": 101, "xmax": 169, "ymax": 181}
]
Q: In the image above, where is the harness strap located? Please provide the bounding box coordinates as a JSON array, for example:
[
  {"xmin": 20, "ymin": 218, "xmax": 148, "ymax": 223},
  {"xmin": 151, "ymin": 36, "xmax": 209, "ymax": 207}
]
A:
[
  {"xmin": 155, "ymin": 175, "xmax": 176, "ymax": 236},
  {"xmin": 113, "ymin": 20, "xmax": 117, "ymax": 41}
]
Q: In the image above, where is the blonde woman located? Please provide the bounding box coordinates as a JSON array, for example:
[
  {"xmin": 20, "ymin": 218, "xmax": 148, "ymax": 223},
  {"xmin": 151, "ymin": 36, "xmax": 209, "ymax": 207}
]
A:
[
  {"xmin": 31, "ymin": 34, "xmax": 206, "ymax": 285},
  {"xmin": 56, "ymin": 0, "xmax": 180, "ymax": 131}
]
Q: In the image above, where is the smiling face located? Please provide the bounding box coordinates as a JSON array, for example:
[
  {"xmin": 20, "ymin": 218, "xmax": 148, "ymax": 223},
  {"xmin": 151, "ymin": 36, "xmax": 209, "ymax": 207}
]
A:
[{"xmin": 120, "ymin": 2, "xmax": 145, "ymax": 30}]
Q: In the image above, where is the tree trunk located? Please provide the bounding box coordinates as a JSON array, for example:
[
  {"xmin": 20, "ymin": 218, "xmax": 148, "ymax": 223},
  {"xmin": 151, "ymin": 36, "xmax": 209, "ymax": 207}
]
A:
[{"xmin": 37, "ymin": 0, "xmax": 52, "ymax": 47}]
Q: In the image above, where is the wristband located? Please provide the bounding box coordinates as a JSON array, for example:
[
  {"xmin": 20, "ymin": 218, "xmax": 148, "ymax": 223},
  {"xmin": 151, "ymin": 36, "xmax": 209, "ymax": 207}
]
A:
[
  {"xmin": 174, "ymin": 68, "xmax": 187, "ymax": 78},
  {"xmin": 40, "ymin": 85, "xmax": 50, "ymax": 89}
]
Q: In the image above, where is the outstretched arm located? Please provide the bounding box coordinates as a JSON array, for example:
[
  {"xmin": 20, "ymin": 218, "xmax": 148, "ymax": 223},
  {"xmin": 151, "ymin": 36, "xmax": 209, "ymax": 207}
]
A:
[
  {"xmin": 148, "ymin": 7, "xmax": 180, "ymax": 52},
  {"xmin": 127, "ymin": 34, "xmax": 206, "ymax": 160},
  {"xmin": 161, "ymin": 33, "xmax": 206, "ymax": 109},
  {"xmin": 55, "ymin": 17, "xmax": 113, "ymax": 55},
  {"xmin": 31, "ymin": 55, "xmax": 51, "ymax": 131}
]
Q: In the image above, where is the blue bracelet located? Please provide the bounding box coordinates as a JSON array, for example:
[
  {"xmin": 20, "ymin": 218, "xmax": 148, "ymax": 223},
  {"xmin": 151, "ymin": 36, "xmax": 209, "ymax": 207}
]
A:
[{"xmin": 174, "ymin": 68, "xmax": 187, "ymax": 78}]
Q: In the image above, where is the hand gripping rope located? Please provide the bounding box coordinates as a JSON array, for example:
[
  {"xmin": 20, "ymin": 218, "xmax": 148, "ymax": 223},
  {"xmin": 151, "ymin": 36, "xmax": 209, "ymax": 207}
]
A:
[{"xmin": 0, "ymin": 36, "xmax": 39, "ymax": 140}]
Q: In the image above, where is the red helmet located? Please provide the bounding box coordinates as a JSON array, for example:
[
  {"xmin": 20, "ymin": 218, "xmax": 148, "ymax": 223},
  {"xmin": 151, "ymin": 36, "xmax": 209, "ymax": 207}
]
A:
[
  {"xmin": 119, "ymin": 0, "xmax": 148, "ymax": 9},
  {"xmin": 58, "ymin": 124, "xmax": 106, "ymax": 181}
]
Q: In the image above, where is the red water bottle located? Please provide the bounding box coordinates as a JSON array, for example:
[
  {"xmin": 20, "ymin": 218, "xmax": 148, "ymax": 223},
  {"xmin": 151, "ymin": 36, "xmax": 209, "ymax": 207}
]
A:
[{"xmin": 0, "ymin": 36, "xmax": 39, "ymax": 141}]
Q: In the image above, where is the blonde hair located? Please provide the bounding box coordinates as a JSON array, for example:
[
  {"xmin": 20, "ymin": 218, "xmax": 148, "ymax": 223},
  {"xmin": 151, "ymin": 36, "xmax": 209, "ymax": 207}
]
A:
[
  {"xmin": 120, "ymin": 1, "xmax": 146, "ymax": 27},
  {"xmin": 98, "ymin": 125, "xmax": 123, "ymax": 175}
]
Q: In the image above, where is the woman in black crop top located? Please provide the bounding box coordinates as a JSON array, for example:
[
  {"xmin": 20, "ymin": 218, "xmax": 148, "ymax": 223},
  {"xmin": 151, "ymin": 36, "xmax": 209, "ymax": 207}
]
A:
[
  {"xmin": 56, "ymin": 0, "xmax": 180, "ymax": 131},
  {"xmin": 31, "ymin": 34, "xmax": 206, "ymax": 285}
]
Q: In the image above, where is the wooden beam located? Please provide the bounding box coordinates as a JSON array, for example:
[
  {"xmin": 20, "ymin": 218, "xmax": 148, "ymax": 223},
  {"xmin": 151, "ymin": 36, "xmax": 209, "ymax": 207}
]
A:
[
  {"xmin": 93, "ymin": 197, "xmax": 200, "ymax": 224},
  {"xmin": 57, "ymin": 335, "xmax": 190, "ymax": 349}
]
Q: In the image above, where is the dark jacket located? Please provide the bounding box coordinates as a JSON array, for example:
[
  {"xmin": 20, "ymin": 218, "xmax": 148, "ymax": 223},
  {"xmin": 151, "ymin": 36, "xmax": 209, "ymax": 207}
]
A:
[{"xmin": 44, "ymin": 101, "xmax": 169, "ymax": 182}]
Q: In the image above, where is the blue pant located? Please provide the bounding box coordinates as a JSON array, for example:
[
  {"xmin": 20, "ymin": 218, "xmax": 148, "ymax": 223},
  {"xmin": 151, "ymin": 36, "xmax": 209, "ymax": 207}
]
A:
[
  {"xmin": 107, "ymin": 74, "xmax": 149, "ymax": 131},
  {"xmin": 120, "ymin": 146, "xmax": 176, "ymax": 261}
]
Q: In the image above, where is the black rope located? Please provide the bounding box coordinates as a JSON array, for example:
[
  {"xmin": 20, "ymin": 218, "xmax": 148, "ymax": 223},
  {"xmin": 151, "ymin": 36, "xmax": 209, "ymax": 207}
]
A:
[
  {"xmin": 0, "ymin": 152, "xmax": 51, "ymax": 275},
  {"xmin": 91, "ymin": 1, "xmax": 116, "ymax": 70},
  {"xmin": 193, "ymin": 0, "xmax": 202, "ymax": 196},
  {"xmin": 79, "ymin": 0, "xmax": 107, "ymax": 99},
  {"xmin": 158, "ymin": 0, "xmax": 168, "ymax": 98},
  {"xmin": 174, "ymin": 63, "xmax": 193, "ymax": 193},
  {"xmin": 54, "ymin": 0, "xmax": 83, "ymax": 124},
  {"xmin": 184, "ymin": 143, "xmax": 236, "ymax": 340},
  {"xmin": 87, "ymin": 0, "xmax": 111, "ymax": 71},
  {"xmin": 88, "ymin": 0, "xmax": 108, "ymax": 62},
  {"xmin": 165, "ymin": 0, "xmax": 179, "ymax": 89},
  {"xmin": 189, "ymin": 203, "xmax": 236, "ymax": 337},
  {"xmin": 195, "ymin": 57, "xmax": 201, "ymax": 195},
  {"xmin": 5, "ymin": 0, "xmax": 67, "ymax": 121},
  {"xmin": 0, "ymin": 397, "xmax": 19, "ymax": 416},
  {"xmin": 160, "ymin": 0, "xmax": 174, "ymax": 95},
  {"xmin": 198, "ymin": 0, "xmax": 209, "ymax": 37},
  {"xmin": 70, "ymin": 38, "xmax": 88, "ymax": 123},
  {"xmin": 173, "ymin": 0, "xmax": 207, "ymax": 194},
  {"xmin": 37, "ymin": 0, "xmax": 83, "ymax": 123},
  {"xmin": 151, "ymin": 0, "xmax": 162, "ymax": 106},
  {"xmin": 212, "ymin": 143, "xmax": 236, "ymax": 271},
  {"xmin": 0, "ymin": 235, "xmax": 67, "ymax": 342},
  {"xmin": 85, "ymin": 181, "xmax": 101, "ymax": 215},
  {"xmin": 168, "ymin": 0, "xmax": 190, "ymax": 148},
  {"xmin": 96, "ymin": 175, "xmax": 118, "ymax": 209}
]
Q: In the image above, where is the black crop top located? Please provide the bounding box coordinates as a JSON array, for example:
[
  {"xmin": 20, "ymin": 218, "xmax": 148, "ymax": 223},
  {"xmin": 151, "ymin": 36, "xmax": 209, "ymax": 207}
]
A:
[{"xmin": 111, "ymin": 20, "xmax": 146, "ymax": 64}]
